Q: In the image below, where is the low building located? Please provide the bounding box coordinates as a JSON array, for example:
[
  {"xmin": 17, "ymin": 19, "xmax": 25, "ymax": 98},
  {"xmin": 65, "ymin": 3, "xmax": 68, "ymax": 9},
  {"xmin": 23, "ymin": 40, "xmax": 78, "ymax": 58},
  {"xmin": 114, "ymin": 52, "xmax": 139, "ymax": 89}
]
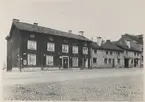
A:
[
  {"xmin": 5, "ymin": 19, "xmax": 92, "ymax": 71},
  {"xmin": 114, "ymin": 34, "xmax": 142, "ymax": 68},
  {"xmin": 90, "ymin": 39, "xmax": 124, "ymax": 68}
]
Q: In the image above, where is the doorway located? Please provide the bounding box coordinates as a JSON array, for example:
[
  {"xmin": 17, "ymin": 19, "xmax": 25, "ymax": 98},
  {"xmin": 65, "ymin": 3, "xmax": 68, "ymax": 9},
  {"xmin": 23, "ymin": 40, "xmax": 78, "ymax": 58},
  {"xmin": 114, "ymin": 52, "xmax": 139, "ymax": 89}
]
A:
[
  {"xmin": 60, "ymin": 56, "xmax": 69, "ymax": 69},
  {"xmin": 63, "ymin": 57, "xmax": 68, "ymax": 68},
  {"xmin": 112, "ymin": 59, "xmax": 115, "ymax": 68},
  {"xmin": 124, "ymin": 58, "xmax": 129, "ymax": 68}
]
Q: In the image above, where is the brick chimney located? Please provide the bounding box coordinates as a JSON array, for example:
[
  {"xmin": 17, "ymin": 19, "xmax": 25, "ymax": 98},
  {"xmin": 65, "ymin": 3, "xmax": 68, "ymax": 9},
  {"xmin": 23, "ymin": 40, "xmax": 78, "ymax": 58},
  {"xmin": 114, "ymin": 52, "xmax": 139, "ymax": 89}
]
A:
[
  {"xmin": 79, "ymin": 31, "xmax": 84, "ymax": 36},
  {"xmin": 12, "ymin": 19, "xmax": 19, "ymax": 23},
  {"xmin": 68, "ymin": 30, "xmax": 72, "ymax": 33},
  {"xmin": 97, "ymin": 37, "xmax": 102, "ymax": 46},
  {"xmin": 33, "ymin": 22, "xmax": 38, "ymax": 25}
]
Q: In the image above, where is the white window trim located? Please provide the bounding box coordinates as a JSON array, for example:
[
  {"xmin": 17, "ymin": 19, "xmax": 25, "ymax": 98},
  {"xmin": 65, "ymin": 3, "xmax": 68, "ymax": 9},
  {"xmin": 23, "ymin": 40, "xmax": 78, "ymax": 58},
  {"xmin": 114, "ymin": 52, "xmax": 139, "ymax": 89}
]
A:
[
  {"xmin": 62, "ymin": 44, "xmax": 69, "ymax": 53},
  {"xmin": 27, "ymin": 54, "xmax": 36, "ymax": 65},
  {"xmin": 72, "ymin": 46, "xmax": 78, "ymax": 54},
  {"xmin": 47, "ymin": 42, "xmax": 55, "ymax": 52},
  {"xmin": 83, "ymin": 47, "xmax": 88, "ymax": 54},
  {"xmin": 72, "ymin": 57, "xmax": 78, "ymax": 67},
  {"xmin": 46, "ymin": 55, "xmax": 54, "ymax": 66},
  {"xmin": 27, "ymin": 40, "xmax": 37, "ymax": 50}
]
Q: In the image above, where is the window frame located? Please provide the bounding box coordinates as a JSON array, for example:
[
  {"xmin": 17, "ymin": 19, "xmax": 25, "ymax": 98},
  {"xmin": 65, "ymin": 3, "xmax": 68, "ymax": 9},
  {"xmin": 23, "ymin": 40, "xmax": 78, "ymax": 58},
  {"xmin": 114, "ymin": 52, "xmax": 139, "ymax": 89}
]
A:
[
  {"xmin": 46, "ymin": 55, "xmax": 54, "ymax": 66},
  {"xmin": 62, "ymin": 44, "xmax": 69, "ymax": 53},
  {"xmin": 27, "ymin": 40, "xmax": 37, "ymax": 50},
  {"xmin": 72, "ymin": 46, "xmax": 78, "ymax": 54},
  {"xmin": 47, "ymin": 42, "xmax": 55, "ymax": 52},
  {"xmin": 27, "ymin": 54, "xmax": 36, "ymax": 65}
]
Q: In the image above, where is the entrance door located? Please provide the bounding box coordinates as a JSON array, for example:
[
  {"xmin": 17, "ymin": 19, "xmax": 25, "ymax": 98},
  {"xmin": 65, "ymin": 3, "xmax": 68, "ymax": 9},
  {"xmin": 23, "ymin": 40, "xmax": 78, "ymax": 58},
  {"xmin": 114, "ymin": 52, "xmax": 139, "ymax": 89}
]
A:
[
  {"xmin": 124, "ymin": 58, "xmax": 129, "ymax": 68},
  {"xmin": 63, "ymin": 57, "xmax": 68, "ymax": 68},
  {"xmin": 112, "ymin": 59, "xmax": 115, "ymax": 68}
]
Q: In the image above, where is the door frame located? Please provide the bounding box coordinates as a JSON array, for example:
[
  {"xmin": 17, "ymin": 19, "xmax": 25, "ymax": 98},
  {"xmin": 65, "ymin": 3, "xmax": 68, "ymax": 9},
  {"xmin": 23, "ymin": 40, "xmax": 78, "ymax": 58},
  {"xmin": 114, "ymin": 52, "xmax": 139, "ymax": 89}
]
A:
[{"xmin": 60, "ymin": 56, "xmax": 69, "ymax": 69}]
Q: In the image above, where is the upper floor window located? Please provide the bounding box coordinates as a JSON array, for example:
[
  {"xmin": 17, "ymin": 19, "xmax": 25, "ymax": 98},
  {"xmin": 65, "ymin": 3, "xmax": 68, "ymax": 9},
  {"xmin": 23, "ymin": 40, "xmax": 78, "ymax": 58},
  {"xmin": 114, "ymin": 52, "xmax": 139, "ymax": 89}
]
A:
[
  {"xmin": 62, "ymin": 44, "xmax": 69, "ymax": 53},
  {"xmin": 47, "ymin": 42, "xmax": 55, "ymax": 52},
  {"xmin": 110, "ymin": 51, "xmax": 112, "ymax": 55},
  {"xmin": 118, "ymin": 52, "xmax": 120, "ymax": 56},
  {"xmin": 106, "ymin": 51, "xmax": 108, "ymax": 55},
  {"xmin": 72, "ymin": 46, "xmax": 78, "ymax": 54},
  {"xmin": 27, "ymin": 40, "xmax": 37, "ymax": 50},
  {"xmin": 27, "ymin": 54, "xmax": 36, "ymax": 65},
  {"xmin": 94, "ymin": 49, "xmax": 97, "ymax": 54},
  {"xmin": 83, "ymin": 47, "xmax": 88, "ymax": 54}
]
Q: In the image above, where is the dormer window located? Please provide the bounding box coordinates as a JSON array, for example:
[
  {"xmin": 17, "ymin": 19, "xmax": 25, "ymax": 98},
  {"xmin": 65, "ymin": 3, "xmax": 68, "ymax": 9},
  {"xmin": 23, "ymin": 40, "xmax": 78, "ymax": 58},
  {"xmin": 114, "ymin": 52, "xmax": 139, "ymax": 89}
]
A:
[{"xmin": 125, "ymin": 40, "xmax": 130, "ymax": 48}]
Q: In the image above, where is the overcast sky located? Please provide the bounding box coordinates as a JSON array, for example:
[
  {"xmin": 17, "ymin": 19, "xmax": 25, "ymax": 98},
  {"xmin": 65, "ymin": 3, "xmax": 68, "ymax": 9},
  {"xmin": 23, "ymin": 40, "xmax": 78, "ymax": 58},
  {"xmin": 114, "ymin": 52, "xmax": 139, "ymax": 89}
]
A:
[{"xmin": 0, "ymin": 0, "xmax": 144, "ymax": 64}]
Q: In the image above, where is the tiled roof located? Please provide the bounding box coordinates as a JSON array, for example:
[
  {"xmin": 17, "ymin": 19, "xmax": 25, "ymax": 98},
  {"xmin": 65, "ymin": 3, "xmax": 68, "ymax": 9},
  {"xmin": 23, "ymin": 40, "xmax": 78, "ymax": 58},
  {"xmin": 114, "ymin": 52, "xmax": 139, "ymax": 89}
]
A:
[
  {"xmin": 113, "ymin": 40, "xmax": 141, "ymax": 52},
  {"xmin": 91, "ymin": 41, "xmax": 123, "ymax": 51},
  {"xmin": 102, "ymin": 41, "xmax": 123, "ymax": 51},
  {"xmin": 125, "ymin": 34, "xmax": 143, "ymax": 44},
  {"xmin": 12, "ymin": 21, "xmax": 91, "ymax": 42}
]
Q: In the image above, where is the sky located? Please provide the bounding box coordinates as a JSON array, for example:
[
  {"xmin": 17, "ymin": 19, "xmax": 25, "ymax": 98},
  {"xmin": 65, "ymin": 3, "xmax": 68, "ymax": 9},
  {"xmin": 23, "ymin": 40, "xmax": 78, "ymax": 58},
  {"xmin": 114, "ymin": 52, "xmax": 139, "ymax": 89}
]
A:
[{"xmin": 0, "ymin": 0, "xmax": 145, "ymax": 65}]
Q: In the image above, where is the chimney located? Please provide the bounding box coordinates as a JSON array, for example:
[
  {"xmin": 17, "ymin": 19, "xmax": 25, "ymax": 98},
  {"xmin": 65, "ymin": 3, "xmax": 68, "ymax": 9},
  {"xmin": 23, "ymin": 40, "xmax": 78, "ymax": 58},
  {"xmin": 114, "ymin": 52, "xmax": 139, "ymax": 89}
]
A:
[
  {"xmin": 33, "ymin": 22, "xmax": 38, "ymax": 25},
  {"xmin": 68, "ymin": 30, "xmax": 72, "ymax": 33},
  {"xmin": 79, "ymin": 31, "xmax": 84, "ymax": 36},
  {"xmin": 12, "ymin": 19, "xmax": 19, "ymax": 22},
  {"xmin": 106, "ymin": 40, "xmax": 110, "ymax": 42},
  {"xmin": 97, "ymin": 37, "xmax": 102, "ymax": 46}
]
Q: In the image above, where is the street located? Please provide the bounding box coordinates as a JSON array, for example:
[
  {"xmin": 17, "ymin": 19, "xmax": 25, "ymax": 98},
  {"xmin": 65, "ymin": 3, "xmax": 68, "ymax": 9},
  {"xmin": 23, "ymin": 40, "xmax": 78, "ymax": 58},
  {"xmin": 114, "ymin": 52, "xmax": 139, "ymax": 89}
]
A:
[{"xmin": 2, "ymin": 68, "xmax": 144, "ymax": 101}]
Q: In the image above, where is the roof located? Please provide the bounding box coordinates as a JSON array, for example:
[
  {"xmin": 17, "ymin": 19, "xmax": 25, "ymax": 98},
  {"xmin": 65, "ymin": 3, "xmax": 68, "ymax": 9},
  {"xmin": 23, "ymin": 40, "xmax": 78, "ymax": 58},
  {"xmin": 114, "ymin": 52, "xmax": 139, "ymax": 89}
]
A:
[
  {"xmin": 11, "ymin": 21, "xmax": 91, "ymax": 42},
  {"xmin": 91, "ymin": 41, "xmax": 123, "ymax": 51},
  {"xmin": 125, "ymin": 34, "xmax": 143, "ymax": 44},
  {"xmin": 102, "ymin": 40, "xmax": 123, "ymax": 51},
  {"xmin": 112, "ymin": 40, "xmax": 141, "ymax": 52}
]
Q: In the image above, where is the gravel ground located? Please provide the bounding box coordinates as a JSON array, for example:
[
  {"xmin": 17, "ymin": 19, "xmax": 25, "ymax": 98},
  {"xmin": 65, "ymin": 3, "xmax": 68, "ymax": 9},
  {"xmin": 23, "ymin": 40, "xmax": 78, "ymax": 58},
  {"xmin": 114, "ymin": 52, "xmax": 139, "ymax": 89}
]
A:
[{"xmin": 3, "ymin": 74, "xmax": 143, "ymax": 101}]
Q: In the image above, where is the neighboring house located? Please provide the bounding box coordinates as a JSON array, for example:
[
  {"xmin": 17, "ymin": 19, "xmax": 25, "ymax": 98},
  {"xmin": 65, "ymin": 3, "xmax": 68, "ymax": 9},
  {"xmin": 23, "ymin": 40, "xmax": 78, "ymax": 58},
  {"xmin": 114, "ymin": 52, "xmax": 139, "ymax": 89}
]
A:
[
  {"xmin": 90, "ymin": 39, "xmax": 124, "ymax": 68},
  {"xmin": 114, "ymin": 34, "xmax": 143, "ymax": 68},
  {"xmin": 5, "ymin": 19, "xmax": 92, "ymax": 71}
]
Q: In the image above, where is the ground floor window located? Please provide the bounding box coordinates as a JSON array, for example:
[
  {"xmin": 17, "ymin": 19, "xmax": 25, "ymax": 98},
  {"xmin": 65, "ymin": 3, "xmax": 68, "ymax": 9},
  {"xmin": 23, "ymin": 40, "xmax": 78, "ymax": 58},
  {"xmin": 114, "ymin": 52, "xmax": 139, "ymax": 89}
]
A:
[
  {"xmin": 72, "ymin": 57, "xmax": 78, "ymax": 67},
  {"xmin": 117, "ymin": 59, "xmax": 120, "ymax": 64},
  {"xmin": 109, "ymin": 59, "xmax": 111, "ymax": 64},
  {"xmin": 27, "ymin": 54, "xmax": 36, "ymax": 65},
  {"xmin": 46, "ymin": 55, "xmax": 54, "ymax": 66},
  {"xmin": 93, "ymin": 58, "xmax": 97, "ymax": 64},
  {"xmin": 104, "ymin": 58, "xmax": 107, "ymax": 64}
]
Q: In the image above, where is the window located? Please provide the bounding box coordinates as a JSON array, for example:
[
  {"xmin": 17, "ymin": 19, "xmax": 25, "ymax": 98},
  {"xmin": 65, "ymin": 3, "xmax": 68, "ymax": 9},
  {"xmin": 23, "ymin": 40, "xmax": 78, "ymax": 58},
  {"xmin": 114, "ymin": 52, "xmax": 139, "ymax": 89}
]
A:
[
  {"xmin": 110, "ymin": 51, "xmax": 112, "ymax": 55},
  {"xmin": 109, "ymin": 59, "xmax": 111, "ymax": 64},
  {"xmin": 117, "ymin": 59, "xmax": 120, "ymax": 64},
  {"xmin": 72, "ymin": 46, "xmax": 78, "ymax": 54},
  {"xmin": 83, "ymin": 47, "xmax": 88, "ymax": 54},
  {"xmin": 72, "ymin": 57, "xmax": 78, "ymax": 67},
  {"xmin": 93, "ymin": 58, "xmax": 97, "ymax": 64},
  {"xmin": 134, "ymin": 52, "xmax": 136, "ymax": 56},
  {"xmin": 62, "ymin": 44, "xmax": 69, "ymax": 53},
  {"xmin": 104, "ymin": 58, "xmax": 107, "ymax": 64},
  {"xmin": 27, "ymin": 40, "xmax": 37, "ymax": 50},
  {"xmin": 126, "ymin": 51, "xmax": 128, "ymax": 55},
  {"xmin": 47, "ymin": 42, "xmax": 55, "ymax": 52},
  {"xmin": 106, "ymin": 51, "xmax": 108, "ymax": 55},
  {"xmin": 131, "ymin": 59, "xmax": 133, "ymax": 64},
  {"xmin": 46, "ymin": 55, "xmax": 53, "ymax": 66},
  {"xmin": 27, "ymin": 54, "xmax": 36, "ymax": 65},
  {"xmin": 94, "ymin": 49, "xmax": 97, "ymax": 54}
]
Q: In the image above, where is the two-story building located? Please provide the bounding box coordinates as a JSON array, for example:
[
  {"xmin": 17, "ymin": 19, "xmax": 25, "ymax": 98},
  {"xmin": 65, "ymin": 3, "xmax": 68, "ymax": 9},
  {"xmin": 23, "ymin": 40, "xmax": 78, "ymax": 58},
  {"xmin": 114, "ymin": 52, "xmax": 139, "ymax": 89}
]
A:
[
  {"xmin": 5, "ymin": 19, "xmax": 92, "ymax": 71},
  {"xmin": 114, "ymin": 34, "xmax": 142, "ymax": 68},
  {"xmin": 90, "ymin": 38, "xmax": 124, "ymax": 68}
]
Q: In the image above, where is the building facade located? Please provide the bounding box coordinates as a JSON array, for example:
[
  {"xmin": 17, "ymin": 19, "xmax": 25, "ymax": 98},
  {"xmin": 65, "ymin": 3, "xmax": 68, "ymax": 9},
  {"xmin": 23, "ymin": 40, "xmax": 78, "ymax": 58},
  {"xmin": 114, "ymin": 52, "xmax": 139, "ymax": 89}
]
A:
[
  {"xmin": 90, "ymin": 40, "xmax": 124, "ymax": 68},
  {"xmin": 115, "ymin": 34, "xmax": 142, "ymax": 68},
  {"xmin": 6, "ymin": 19, "xmax": 91, "ymax": 71}
]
